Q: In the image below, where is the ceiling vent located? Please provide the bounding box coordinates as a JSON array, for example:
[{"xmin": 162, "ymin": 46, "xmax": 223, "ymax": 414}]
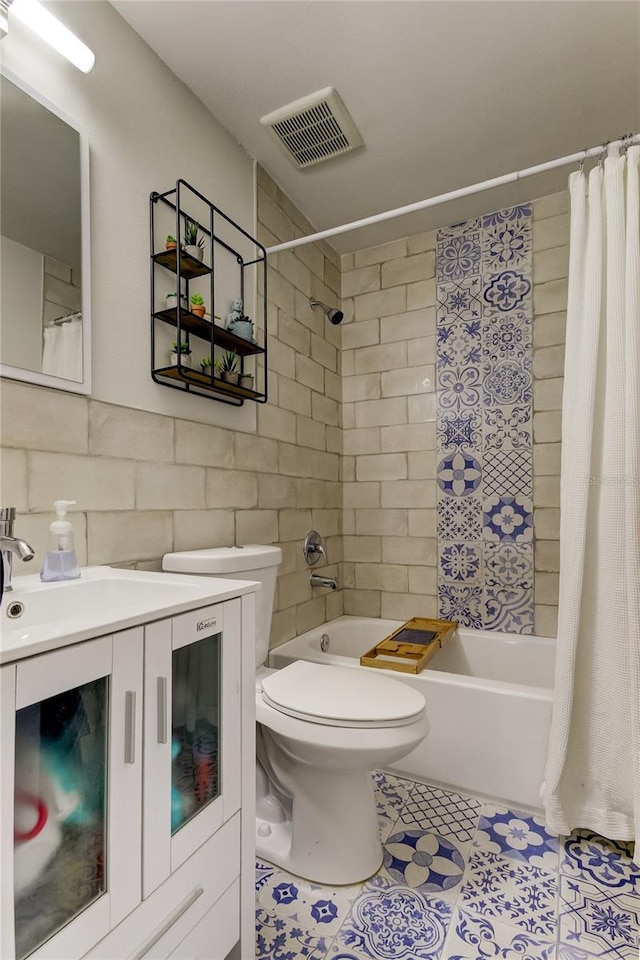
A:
[{"xmin": 260, "ymin": 87, "xmax": 363, "ymax": 169}]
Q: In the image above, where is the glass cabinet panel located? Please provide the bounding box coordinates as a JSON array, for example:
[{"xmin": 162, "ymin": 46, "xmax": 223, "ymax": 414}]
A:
[
  {"xmin": 171, "ymin": 633, "xmax": 221, "ymax": 834},
  {"xmin": 13, "ymin": 678, "xmax": 108, "ymax": 960}
]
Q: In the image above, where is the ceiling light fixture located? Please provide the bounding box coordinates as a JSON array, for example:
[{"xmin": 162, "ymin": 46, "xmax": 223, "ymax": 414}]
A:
[{"xmin": 6, "ymin": 0, "xmax": 95, "ymax": 72}]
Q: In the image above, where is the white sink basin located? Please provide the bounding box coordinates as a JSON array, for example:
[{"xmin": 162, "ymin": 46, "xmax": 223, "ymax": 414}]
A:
[{"xmin": 1, "ymin": 566, "xmax": 258, "ymax": 663}]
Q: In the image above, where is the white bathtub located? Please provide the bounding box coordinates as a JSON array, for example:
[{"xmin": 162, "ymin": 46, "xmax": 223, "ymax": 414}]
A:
[{"xmin": 269, "ymin": 616, "xmax": 555, "ymax": 810}]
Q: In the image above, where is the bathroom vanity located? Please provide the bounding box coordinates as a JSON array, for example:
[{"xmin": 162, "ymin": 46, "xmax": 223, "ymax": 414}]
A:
[{"xmin": 0, "ymin": 567, "xmax": 257, "ymax": 960}]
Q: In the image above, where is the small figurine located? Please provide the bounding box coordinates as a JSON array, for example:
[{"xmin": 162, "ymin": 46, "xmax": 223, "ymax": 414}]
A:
[{"xmin": 225, "ymin": 298, "xmax": 255, "ymax": 342}]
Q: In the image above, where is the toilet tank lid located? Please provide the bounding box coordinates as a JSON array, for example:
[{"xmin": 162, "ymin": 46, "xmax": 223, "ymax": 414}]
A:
[
  {"xmin": 261, "ymin": 660, "xmax": 425, "ymax": 725},
  {"xmin": 163, "ymin": 544, "xmax": 282, "ymax": 574}
]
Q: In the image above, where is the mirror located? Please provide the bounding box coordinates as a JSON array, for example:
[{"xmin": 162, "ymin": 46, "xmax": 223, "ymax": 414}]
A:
[{"xmin": 0, "ymin": 70, "xmax": 91, "ymax": 394}]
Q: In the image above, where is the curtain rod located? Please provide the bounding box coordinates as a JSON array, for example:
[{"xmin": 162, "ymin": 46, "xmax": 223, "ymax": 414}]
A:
[{"xmin": 266, "ymin": 134, "xmax": 640, "ymax": 255}]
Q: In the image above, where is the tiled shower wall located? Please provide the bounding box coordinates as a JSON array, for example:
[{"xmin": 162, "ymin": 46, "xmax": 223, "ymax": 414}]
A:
[
  {"xmin": 340, "ymin": 191, "xmax": 568, "ymax": 636},
  {"xmin": 0, "ymin": 166, "xmax": 345, "ymax": 648},
  {"xmin": 435, "ymin": 205, "xmax": 535, "ymax": 633}
]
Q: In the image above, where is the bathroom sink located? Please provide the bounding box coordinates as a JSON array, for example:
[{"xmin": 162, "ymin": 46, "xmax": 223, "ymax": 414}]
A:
[{"xmin": 1, "ymin": 565, "xmax": 258, "ymax": 663}]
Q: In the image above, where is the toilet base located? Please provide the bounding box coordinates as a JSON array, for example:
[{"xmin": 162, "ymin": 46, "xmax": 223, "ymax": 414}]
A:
[{"xmin": 256, "ymin": 761, "xmax": 383, "ymax": 885}]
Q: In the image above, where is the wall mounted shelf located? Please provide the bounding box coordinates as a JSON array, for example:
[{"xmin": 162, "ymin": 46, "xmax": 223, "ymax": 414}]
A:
[{"xmin": 150, "ymin": 180, "xmax": 268, "ymax": 407}]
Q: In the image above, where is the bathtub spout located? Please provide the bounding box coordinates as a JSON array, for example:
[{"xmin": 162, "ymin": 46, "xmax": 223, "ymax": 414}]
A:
[{"xmin": 310, "ymin": 573, "xmax": 338, "ymax": 591}]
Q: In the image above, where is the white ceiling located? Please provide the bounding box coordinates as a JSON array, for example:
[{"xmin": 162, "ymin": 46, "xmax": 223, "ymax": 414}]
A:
[{"xmin": 115, "ymin": 1, "xmax": 639, "ymax": 254}]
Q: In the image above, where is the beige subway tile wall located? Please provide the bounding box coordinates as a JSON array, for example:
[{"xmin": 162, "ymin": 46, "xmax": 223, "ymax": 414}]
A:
[
  {"xmin": 341, "ymin": 191, "xmax": 568, "ymax": 635},
  {"xmin": 0, "ymin": 166, "xmax": 343, "ymax": 648}
]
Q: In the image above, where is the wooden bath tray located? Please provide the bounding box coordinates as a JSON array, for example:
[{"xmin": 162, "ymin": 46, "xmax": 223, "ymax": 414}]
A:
[{"xmin": 360, "ymin": 617, "xmax": 458, "ymax": 674}]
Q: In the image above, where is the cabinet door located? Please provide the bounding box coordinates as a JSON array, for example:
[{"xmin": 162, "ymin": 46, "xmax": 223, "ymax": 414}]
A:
[
  {"xmin": 143, "ymin": 599, "xmax": 241, "ymax": 897},
  {"xmin": 0, "ymin": 629, "xmax": 143, "ymax": 960}
]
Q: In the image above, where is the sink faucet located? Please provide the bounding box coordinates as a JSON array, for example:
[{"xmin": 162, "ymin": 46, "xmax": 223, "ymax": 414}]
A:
[
  {"xmin": 1, "ymin": 508, "xmax": 35, "ymax": 599},
  {"xmin": 310, "ymin": 573, "xmax": 338, "ymax": 591}
]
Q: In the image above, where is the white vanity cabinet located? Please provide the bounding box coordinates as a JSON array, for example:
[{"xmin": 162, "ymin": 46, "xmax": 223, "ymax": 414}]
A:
[{"xmin": 0, "ymin": 589, "xmax": 256, "ymax": 960}]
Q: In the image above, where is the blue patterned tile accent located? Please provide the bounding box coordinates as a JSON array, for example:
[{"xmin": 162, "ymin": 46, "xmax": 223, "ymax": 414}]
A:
[
  {"xmin": 402, "ymin": 783, "xmax": 482, "ymax": 845},
  {"xmin": 483, "ymin": 449, "xmax": 533, "ymax": 498},
  {"xmin": 257, "ymin": 859, "xmax": 276, "ymax": 893},
  {"xmin": 437, "ymin": 452, "xmax": 483, "ymax": 497},
  {"xmin": 483, "ymin": 493, "xmax": 533, "ymax": 542},
  {"xmin": 484, "ymin": 405, "xmax": 532, "ymax": 451},
  {"xmin": 438, "ymin": 365, "xmax": 483, "ymax": 411},
  {"xmin": 334, "ymin": 875, "xmax": 452, "ymax": 959},
  {"xmin": 459, "ymin": 849, "xmax": 557, "ymax": 936},
  {"xmin": 372, "ymin": 769, "xmax": 413, "ymax": 841},
  {"xmin": 442, "ymin": 907, "xmax": 555, "ymax": 960},
  {"xmin": 484, "ymin": 584, "xmax": 535, "ymax": 634},
  {"xmin": 438, "ymin": 583, "xmax": 483, "ymax": 628},
  {"xmin": 437, "ymin": 231, "xmax": 482, "ymax": 281},
  {"xmin": 382, "ymin": 826, "xmax": 465, "ymax": 894},
  {"xmin": 436, "ymin": 203, "xmax": 534, "ymax": 632},
  {"xmin": 439, "ymin": 542, "xmax": 483, "ymax": 582},
  {"xmin": 475, "ymin": 804, "xmax": 559, "ymax": 870},
  {"xmin": 438, "ymin": 411, "xmax": 482, "ymax": 452},
  {"xmin": 256, "ymin": 906, "xmax": 329, "ymax": 959},
  {"xmin": 558, "ymin": 875, "xmax": 640, "ymax": 959},
  {"xmin": 437, "ymin": 278, "xmax": 483, "ymax": 324},
  {"xmin": 484, "ymin": 312, "xmax": 531, "ymax": 361},
  {"xmin": 258, "ymin": 870, "xmax": 360, "ymax": 938},
  {"xmin": 483, "ymin": 269, "xmax": 532, "ymax": 315},
  {"xmin": 437, "ymin": 497, "xmax": 483, "ymax": 541},
  {"xmin": 482, "ymin": 219, "xmax": 533, "ymax": 273},
  {"xmin": 561, "ymin": 831, "xmax": 640, "ymax": 894},
  {"xmin": 483, "ymin": 358, "xmax": 533, "ymax": 407},
  {"xmin": 485, "ymin": 542, "xmax": 534, "ymax": 587}
]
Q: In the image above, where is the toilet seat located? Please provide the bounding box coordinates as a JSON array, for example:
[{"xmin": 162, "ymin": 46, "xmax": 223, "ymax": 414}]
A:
[{"xmin": 260, "ymin": 660, "xmax": 425, "ymax": 729}]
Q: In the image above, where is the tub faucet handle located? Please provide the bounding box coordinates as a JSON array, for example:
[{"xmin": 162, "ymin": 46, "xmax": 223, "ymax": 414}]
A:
[{"xmin": 303, "ymin": 530, "xmax": 327, "ymax": 567}]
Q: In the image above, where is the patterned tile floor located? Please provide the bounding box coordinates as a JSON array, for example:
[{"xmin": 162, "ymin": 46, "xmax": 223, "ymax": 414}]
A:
[{"xmin": 255, "ymin": 772, "xmax": 640, "ymax": 960}]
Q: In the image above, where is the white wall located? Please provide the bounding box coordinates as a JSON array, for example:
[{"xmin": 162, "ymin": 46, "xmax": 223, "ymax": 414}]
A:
[{"xmin": 1, "ymin": 0, "xmax": 257, "ymax": 431}]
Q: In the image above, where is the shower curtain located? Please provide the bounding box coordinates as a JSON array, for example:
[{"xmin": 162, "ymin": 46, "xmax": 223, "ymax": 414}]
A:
[
  {"xmin": 543, "ymin": 145, "xmax": 640, "ymax": 840},
  {"xmin": 42, "ymin": 317, "xmax": 83, "ymax": 382}
]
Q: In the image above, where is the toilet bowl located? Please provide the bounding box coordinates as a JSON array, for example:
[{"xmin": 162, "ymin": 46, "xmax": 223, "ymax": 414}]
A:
[{"xmin": 163, "ymin": 545, "xmax": 428, "ymax": 884}]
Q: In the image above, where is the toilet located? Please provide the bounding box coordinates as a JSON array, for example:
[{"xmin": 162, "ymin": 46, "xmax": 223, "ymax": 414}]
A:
[{"xmin": 162, "ymin": 544, "xmax": 428, "ymax": 885}]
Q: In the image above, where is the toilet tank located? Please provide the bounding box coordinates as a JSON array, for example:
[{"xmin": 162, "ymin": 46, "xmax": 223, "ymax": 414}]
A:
[{"xmin": 162, "ymin": 545, "xmax": 282, "ymax": 667}]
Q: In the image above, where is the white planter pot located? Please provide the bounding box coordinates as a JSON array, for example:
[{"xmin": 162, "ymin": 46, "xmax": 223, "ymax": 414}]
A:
[
  {"xmin": 170, "ymin": 352, "xmax": 191, "ymax": 368},
  {"xmin": 184, "ymin": 245, "xmax": 203, "ymax": 262}
]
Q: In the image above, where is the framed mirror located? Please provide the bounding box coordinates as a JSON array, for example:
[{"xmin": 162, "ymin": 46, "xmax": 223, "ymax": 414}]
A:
[{"xmin": 0, "ymin": 68, "xmax": 91, "ymax": 394}]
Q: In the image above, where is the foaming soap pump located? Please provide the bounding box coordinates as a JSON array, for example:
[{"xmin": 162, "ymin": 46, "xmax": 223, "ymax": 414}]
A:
[{"xmin": 40, "ymin": 500, "xmax": 81, "ymax": 582}]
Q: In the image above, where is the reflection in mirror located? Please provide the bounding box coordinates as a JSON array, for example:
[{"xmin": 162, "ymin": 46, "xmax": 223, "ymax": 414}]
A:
[{"xmin": 0, "ymin": 71, "xmax": 90, "ymax": 393}]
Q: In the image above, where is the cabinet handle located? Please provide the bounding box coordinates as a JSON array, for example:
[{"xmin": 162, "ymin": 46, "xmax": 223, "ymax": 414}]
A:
[
  {"xmin": 157, "ymin": 675, "xmax": 168, "ymax": 744},
  {"xmin": 128, "ymin": 887, "xmax": 204, "ymax": 960},
  {"xmin": 124, "ymin": 690, "xmax": 136, "ymax": 764}
]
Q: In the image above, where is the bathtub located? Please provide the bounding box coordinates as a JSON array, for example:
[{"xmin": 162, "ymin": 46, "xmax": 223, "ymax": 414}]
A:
[{"xmin": 269, "ymin": 616, "xmax": 555, "ymax": 810}]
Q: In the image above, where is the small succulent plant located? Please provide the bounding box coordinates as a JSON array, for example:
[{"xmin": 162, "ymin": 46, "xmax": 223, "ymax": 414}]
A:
[
  {"xmin": 172, "ymin": 340, "xmax": 191, "ymax": 355},
  {"xmin": 183, "ymin": 218, "xmax": 205, "ymax": 248},
  {"xmin": 220, "ymin": 350, "xmax": 238, "ymax": 372},
  {"xmin": 190, "ymin": 292, "xmax": 205, "ymax": 306},
  {"xmin": 201, "ymin": 356, "xmax": 212, "ymax": 369}
]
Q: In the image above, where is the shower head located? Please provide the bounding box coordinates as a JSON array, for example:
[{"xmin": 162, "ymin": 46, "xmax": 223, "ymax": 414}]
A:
[{"xmin": 309, "ymin": 298, "xmax": 344, "ymax": 325}]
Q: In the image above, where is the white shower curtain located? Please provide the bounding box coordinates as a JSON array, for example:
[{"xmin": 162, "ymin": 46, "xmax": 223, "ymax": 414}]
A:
[
  {"xmin": 543, "ymin": 146, "xmax": 640, "ymax": 840},
  {"xmin": 42, "ymin": 317, "xmax": 83, "ymax": 382}
]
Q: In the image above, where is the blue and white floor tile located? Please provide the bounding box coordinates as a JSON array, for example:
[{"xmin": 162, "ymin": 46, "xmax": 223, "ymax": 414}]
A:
[{"xmin": 255, "ymin": 771, "xmax": 639, "ymax": 960}]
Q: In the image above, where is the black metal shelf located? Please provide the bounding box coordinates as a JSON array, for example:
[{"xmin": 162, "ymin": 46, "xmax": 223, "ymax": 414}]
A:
[
  {"xmin": 150, "ymin": 179, "xmax": 268, "ymax": 407},
  {"xmin": 153, "ymin": 308, "xmax": 265, "ymax": 357}
]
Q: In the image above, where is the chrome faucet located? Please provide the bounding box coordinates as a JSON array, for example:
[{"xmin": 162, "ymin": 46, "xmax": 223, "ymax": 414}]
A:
[
  {"xmin": 309, "ymin": 573, "xmax": 338, "ymax": 591},
  {"xmin": 1, "ymin": 508, "xmax": 35, "ymax": 599}
]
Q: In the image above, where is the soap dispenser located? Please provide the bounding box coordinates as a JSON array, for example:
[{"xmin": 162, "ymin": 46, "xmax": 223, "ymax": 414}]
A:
[{"xmin": 40, "ymin": 500, "xmax": 81, "ymax": 582}]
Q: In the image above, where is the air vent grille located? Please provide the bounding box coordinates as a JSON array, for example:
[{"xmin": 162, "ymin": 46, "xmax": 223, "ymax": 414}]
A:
[{"xmin": 261, "ymin": 88, "xmax": 363, "ymax": 169}]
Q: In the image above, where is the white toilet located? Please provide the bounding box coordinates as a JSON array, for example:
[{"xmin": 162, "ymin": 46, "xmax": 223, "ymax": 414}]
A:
[{"xmin": 163, "ymin": 544, "xmax": 428, "ymax": 885}]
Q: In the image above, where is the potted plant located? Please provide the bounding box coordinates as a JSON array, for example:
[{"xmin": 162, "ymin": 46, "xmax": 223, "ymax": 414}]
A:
[
  {"xmin": 219, "ymin": 350, "xmax": 239, "ymax": 385},
  {"xmin": 170, "ymin": 340, "xmax": 192, "ymax": 368},
  {"xmin": 238, "ymin": 371, "xmax": 254, "ymax": 390},
  {"xmin": 200, "ymin": 356, "xmax": 212, "ymax": 375},
  {"xmin": 165, "ymin": 292, "xmax": 188, "ymax": 312},
  {"xmin": 190, "ymin": 292, "xmax": 206, "ymax": 318},
  {"xmin": 165, "ymin": 234, "xmax": 177, "ymax": 251},
  {"xmin": 183, "ymin": 219, "xmax": 205, "ymax": 261}
]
